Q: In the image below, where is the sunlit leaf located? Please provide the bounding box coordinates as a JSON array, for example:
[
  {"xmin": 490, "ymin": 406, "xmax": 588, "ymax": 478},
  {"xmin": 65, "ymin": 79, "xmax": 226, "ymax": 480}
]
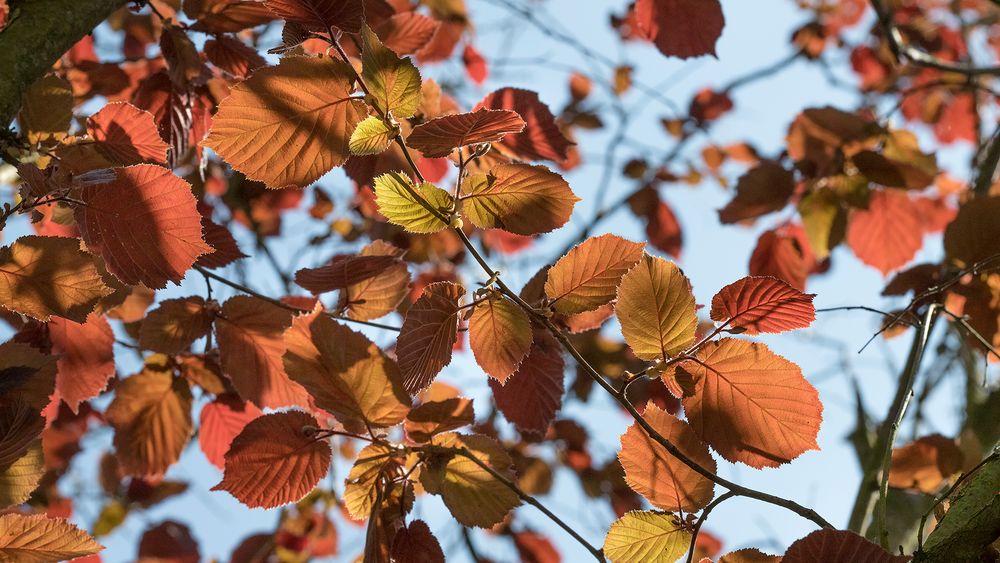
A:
[
  {"xmin": 49, "ymin": 313, "xmax": 116, "ymax": 412},
  {"xmin": 469, "ymin": 295, "xmax": 533, "ymax": 382},
  {"xmin": 263, "ymin": 0, "xmax": 363, "ymax": 32},
  {"xmin": 344, "ymin": 442, "xmax": 399, "ymax": 519},
  {"xmin": 345, "ymin": 240, "xmax": 411, "ymax": 321},
  {"xmin": 294, "ymin": 254, "xmax": 401, "ymax": 294},
  {"xmin": 373, "ymin": 171, "xmax": 453, "ymax": 233},
  {"xmin": 199, "ymin": 394, "xmax": 262, "ymax": 470},
  {"xmin": 406, "ymin": 108, "xmax": 525, "ymax": 158},
  {"xmin": 488, "ymin": 329, "xmax": 564, "ymax": 436},
  {"xmin": 709, "ymin": 276, "xmax": 816, "ymax": 335},
  {"xmin": 349, "ymin": 115, "xmax": 396, "ymax": 156},
  {"xmin": 361, "ymin": 25, "xmax": 422, "ymax": 118},
  {"xmin": 0, "ymin": 400, "xmax": 44, "ymax": 473},
  {"xmin": 462, "ymin": 163, "xmax": 579, "ymax": 236},
  {"xmin": 18, "ymin": 75, "xmax": 73, "ymax": 144},
  {"xmin": 398, "ymin": 282, "xmax": 465, "ymax": 393},
  {"xmin": 86, "ymin": 102, "xmax": 169, "ymax": 165},
  {"xmin": 204, "ymin": 36, "xmax": 267, "ymax": 79},
  {"xmin": 846, "ymin": 189, "xmax": 923, "ymax": 275},
  {"xmin": 404, "ymin": 397, "xmax": 475, "ymax": 443},
  {"xmin": 615, "ymin": 254, "xmax": 697, "ymax": 361},
  {"xmin": 376, "ymin": 12, "xmax": 440, "ymax": 55},
  {"xmin": 888, "ymin": 434, "xmax": 963, "ymax": 493},
  {"xmin": 476, "ymin": 88, "xmax": 573, "ymax": 163},
  {"xmin": 603, "ymin": 510, "xmax": 691, "ymax": 563},
  {"xmin": 545, "ymin": 234, "xmax": 645, "ymax": 314},
  {"xmin": 0, "ymin": 440, "xmax": 43, "ymax": 508},
  {"xmin": 0, "ymin": 514, "xmax": 103, "ymax": 562},
  {"xmin": 139, "ymin": 296, "xmax": 216, "ymax": 354}
]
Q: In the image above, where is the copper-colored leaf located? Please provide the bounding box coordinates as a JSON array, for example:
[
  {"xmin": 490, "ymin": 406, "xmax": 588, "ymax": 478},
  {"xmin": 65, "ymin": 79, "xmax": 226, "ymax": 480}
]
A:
[
  {"xmin": 615, "ymin": 254, "xmax": 697, "ymax": 361},
  {"xmin": 212, "ymin": 410, "xmax": 332, "ymax": 508},
  {"xmin": 846, "ymin": 189, "xmax": 923, "ymax": 275},
  {"xmin": 0, "ymin": 440, "xmax": 43, "ymax": 509},
  {"xmin": 197, "ymin": 218, "xmax": 248, "ymax": 270},
  {"xmin": 0, "ymin": 400, "xmax": 44, "ymax": 472},
  {"xmin": 375, "ymin": 12, "xmax": 439, "ymax": 55},
  {"xmin": 204, "ymin": 36, "xmax": 267, "ymax": 79},
  {"xmin": 603, "ymin": 510, "xmax": 691, "ymax": 563},
  {"xmin": 545, "ymin": 234, "xmax": 645, "ymax": 314},
  {"xmin": 619, "ymin": 404, "xmax": 716, "ymax": 511},
  {"xmin": 264, "ymin": 0, "xmax": 363, "ymax": 32},
  {"xmin": 391, "ymin": 520, "xmax": 444, "ymax": 563},
  {"xmin": 679, "ymin": 338, "xmax": 822, "ymax": 468},
  {"xmin": 49, "ymin": 313, "xmax": 115, "ymax": 412},
  {"xmin": 203, "ymin": 56, "xmax": 367, "ymax": 188},
  {"xmin": 86, "ymin": 102, "xmax": 169, "ymax": 165},
  {"xmin": 188, "ymin": 0, "xmax": 275, "ymax": 33},
  {"xmin": 469, "ymin": 296, "xmax": 533, "ymax": 382},
  {"xmin": 139, "ymin": 296, "xmax": 216, "ymax": 354},
  {"xmin": 198, "ymin": 393, "xmax": 262, "ymax": 470},
  {"xmin": 462, "ymin": 163, "xmax": 579, "ymax": 236},
  {"xmin": 718, "ymin": 161, "xmax": 795, "ymax": 224},
  {"xmin": 635, "ymin": 0, "xmax": 725, "ymax": 58},
  {"xmin": 783, "ymin": 529, "xmax": 910, "ymax": 563},
  {"xmin": 944, "ymin": 194, "xmax": 1000, "ymax": 269},
  {"xmin": 295, "ymin": 255, "xmax": 401, "ymax": 294},
  {"xmin": 76, "ymin": 165, "xmax": 212, "ymax": 288},
  {"xmin": 0, "ymin": 342, "xmax": 57, "ymax": 412},
  {"xmin": 476, "ymin": 88, "xmax": 573, "ymax": 163},
  {"xmin": 138, "ymin": 520, "xmax": 200, "ymax": 562},
  {"xmin": 398, "ymin": 282, "xmax": 465, "ymax": 394},
  {"xmin": 406, "ymin": 108, "xmax": 526, "ymax": 158},
  {"xmin": 709, "ymin": 276, "xmax": 816, "ymax": 335},
  {"xmin": 404, "ymin": 397, "xmax": 475, "ymax": 443},
  {"xmin": 749, "ymin": 228, "xmax": 810, "ymax": 290},
  {"xmin": 488, "ymin": 330, "xmax": 564, "ymax": 436},
  {"xmin": 719, "ymin": 549, "xmax": 782, "ymax": 562},
  {"xmin": 888, "ymin": 434, "xmax": 963, "ymax": 493},
  {"xmin": 18, "ymin": 75, "xmax": 74, "ymax": 144},
  {"xmin": 0, "ymin": 513, "xmax": 103, "ymax": 562},
  {"xmin": 345, "ymin": 240, "xmax": 411, "ymax": 321}
]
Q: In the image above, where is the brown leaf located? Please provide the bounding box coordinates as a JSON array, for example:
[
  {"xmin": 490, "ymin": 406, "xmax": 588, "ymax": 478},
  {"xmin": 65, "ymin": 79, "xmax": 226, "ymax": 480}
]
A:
[
  {"xmin": 398, "ymin": 282, "xmax": 466, "ymax": 394},
  {"xmin": 345, "ymin": 240, "xmax": 411, "ymax": 321},
  {"xmin": 264, "ymin": 0, "xmax": 364, "ymax": 32},
  {"xmin": 469, "ymin": 296, "xmax": 533, "ymax": 382},
  {"xmin": 718, "ymin": 161, "xmax": 795, "ymax": 224},
  {"xmin": 406, "ymin": 109, "xmax": 526, "ymax": 158},
  {"xmin": 635, "ymin": 0, "xmax": 725, "ymax": 59},
  {"xmin": 545, "ymin": 234, "xmax": 645, "ymax": 314},
  {"xmin": 295, "ymin": 255, "xmax": 402, "ymax": 295},
  {"xmin": 889, "ymin": 434, "xmax": 963, "ymax": 493},
  {"xmin": 783, "ymin": 529, "xmax": 910, "ymax": 563},
  {"xmin": 488, "ymin": 330, "xmax": 564, "ymax": 436},
  {"xmin": 139, "ymin": 297, "xmax": 216, "ymax": 354},
  {"xmin": 391, "ymin": 520, "xmax": 444, "ymax": 563},
  {"xmin": 404, "ymin": 397, "xmax": 475, "ymax": 443},
  {"xmin": 944, "ymin": 195, "xmax": 1000, "ymax": 269}
]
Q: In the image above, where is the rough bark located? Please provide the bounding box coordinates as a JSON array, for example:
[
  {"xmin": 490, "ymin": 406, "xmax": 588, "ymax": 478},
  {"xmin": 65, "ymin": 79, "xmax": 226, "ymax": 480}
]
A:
[{"xmin": 914, "ymin": 456, "xmax": 1000, "ymax": 562}]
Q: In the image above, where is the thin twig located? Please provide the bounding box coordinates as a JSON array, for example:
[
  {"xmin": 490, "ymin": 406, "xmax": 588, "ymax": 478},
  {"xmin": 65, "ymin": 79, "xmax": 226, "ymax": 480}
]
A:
[{"xmin": 686, "ymin": 491, "xmax": 737, "ymax": 563}]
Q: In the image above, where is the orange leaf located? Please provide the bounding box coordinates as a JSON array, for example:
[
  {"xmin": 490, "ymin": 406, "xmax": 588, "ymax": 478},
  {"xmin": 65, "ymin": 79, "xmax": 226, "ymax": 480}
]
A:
[
  {"xmin": 294, "ymin": 255, "xmax": 402, "ymax": 294},
  {"xmin": 203, "ymin": 56, "xmax": 367, "ymax": 188},
  {"xmin": 476, "ymin": 88, "xmax": 573, "ymax": 163},
  {"xmin": 204, "ymin": 36, "xmax": 267, "ymax": 78},
  {"xmin": 709, "ymin": 276, "xmax": 816, "ymax": 335},
  {"xmin": 888, "ymin": 434, "xmax": 963, "ymax": 493},
  {"xmin": 748, "ymin": 227, "xmax": 811, "ymax": 290},
  {"xmin": 49, "ymin": 313, "xmax": 115, "ymax": 412},
  {"xmin": 488, "ymin": 330, "xmax": 564, "ymax": 436},
  {"xmin": 406, "ymin": 108, "xmax": 525, "ymax": 158},
  {"xmin": 0, "ymin": 513, "xmax": 103, "ymax": 561},
  {"xmin": 344, "ymin": 240, "xmax": 411, "ymax": 321},
  {"xmin": 404, "ymin": 397, "xmax": 475, "ymax": 443},
  {"xmin": 198, "ymin": 393, "xmax": 262, "ymax": 470},
  {"xmin": 212, "ymin": 410, "xmax": 332, "ymax": 508},
  {"xmin": 461, "ymin": 163, "xmax": 579, "ymax": 236},
  {"xmin": 679, "ymin": 338, "xmax": 822, "ymax": 468},
  {"xmin": 847, "ymin": 189, "xmax": 924, "ymax": 275},
  {"xmin": 718, "ymin": 161, "xmax": 795, "ymax": 224},
  {"xmin": 264, "ymin": 0, "xmax": 363, "ymax": 32},
  {"xmin": 139, "ymin": 297, "xmax": 216, "ymax": 354},
  {"xmin": 783, "ymin": 529, "xmax": 910, "ymax": 563},
  {"xmin": 618, "ymin": 404, "xmax": 716, "ymax": 511},
  {"xmin": 86, "ymin": 102, "xmax": 169, "ymax": 165},
  {"xmin": 375, "ymin": 12, "xmax": 440, "ymax": 56},
  {"xmin": 397, "ymin": 282, "xmax": 466, "ymax": 394},
  {"xmin": 469, "ymin": 296, "xmax": 533, "ymax": 382},
  {"xmin": 545, "ymin": 234, "xmax": 645, "ymax": 314},
  {"xmin": 615, "ymin": 254, "xmax": 697, "ymax": 361},
  {"xmin": 76, "ymin": 165, "xmax": 212, "ymax": 288}
]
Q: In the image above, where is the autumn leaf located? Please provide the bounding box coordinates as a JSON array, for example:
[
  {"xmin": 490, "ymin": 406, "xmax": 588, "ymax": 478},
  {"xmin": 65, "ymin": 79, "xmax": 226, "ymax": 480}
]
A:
[
  {"xmin": 461, "ymin": 163, "xmax": 579, "ymax": 236},
  {"xmin": 49, "ymin": 313, "xmax": 116, "ymax": 412},
  {"xmin": 749, "ymin": 227, "xmax": 812, "ymax": 290},
  {"xmin": 719, "ymin": 549, "xmax": 782, "ymax": 562},
  {"xmin": 619, "ymin": 404, "xmax": 715, "ymax": 511},
  {"xmin": 545, "ymin": 234, "xmax": 645, "ymax": 314},
  {"xmin": 361, "ymin": 25, "xmax": 422, "ymax": 119},
  {"xmin": 76, "ymin": 165, "xmax": 212, "ymax": 288},
  {"xmin": 476, "ymin": 88, "xmax": 573, "ymax": 163},
  {"xmin": 709, "ymin": 276, "xmax": 816, "ymax": 335},
  {"xmin": 679, "ymin": 338, "xmax": 823, "ymax": 468},
  {"xmin": 888, "ymin": 434, "xmax": 963, "ymax": 493},
  {"xmin": 397, "ymin": 282, "xmax": 466, "ymax": 393},
  {"xmin": 392, "ymin": 520, "xmax": 445, "ymax": 563},
  {"xmin": 264, "ymin": 0, "xmax": 363, "ymax": 33},
  {"xmin": 0, "ymin": 440, "xmax": 43, "ymax": 508},
  {"xmin": 204, "ymin": 36, "xmax": 267, "ymax": 79},
  {"xmin": 0, "ymin": 342, "xmax": 57, "ymax": 413},
  {"xmin": 0, "ymin": 400, "xmax": 44, "ymax": 473},
  {"xmin": 198, "ymin": 393, "xmax": 262, "ymax": 470},
  {"xmin": 635, "ymin": 0, "xmax": 725, "ymax": 58},
  {"xmin": 488, "ymin": 330, "xmax": 564, "ymax": 436},
  {"xmin": 943, "ymin": 194, "xmax": 1000, "ymax": 269},
  {"xmin": 469, "ymin": 295, "xmax": 533, "ymax": 382},
  {"xmin": 203, "ymin": 55, "xmax": 367, "ymax": 188},
  {"xmin": 373, "ymin": 171, "xmax": 453, "ymax": 233},
  {"xmin": 344, "ymin": 240, "xmax": 411, "ymax": 321},
  {"xmin": 615, "ymin": 254, "xmax": 697, "ymax": 361},
  {"xmin": 375, "ymin": 12, "xmax": 440, "ymax": 56},
  {"xmin": 718, "ymin": 161, "xmax": 795, "ymax": 224},
  {"xmin": 404, "ymin": 397, "xmax": 475, "ymax": 443},
  {"xmin": 86, "ymin": 102, "xmax": 169, "ymax": 165},
  {"xmin": 212, "ymin": 410, "xmax": 332, "ymax": 509},
  {"xmin": 603, "ymin": 510, "xmax": 691, "ymax": 563},
  {"xmin": 406, "ymin": 108, "xmax": 526, "ymax": 158},
  {"xmin": 0, "ymin": 514, "xmax": 103, "ymax": 562},
  {"xmin": 197, "ymin": 218, "xmax": 248, "ymax": 270},
  {"xmin": 139, "ymin": 296, "xmax": 216, "ymax": 354},
  {"xmin": 349, "ymin": 115, "xmax": 396, "ymax": 156},
  {"xmin": 18, "ymin": 75, "xmax": 73, "ymax": 144},
  {"xmin": 846, "ymin": 189, "xmax": 924, "ymax": 275},
  {"xmin": 294, "ymin": 254, "xmax": 402, "ymax": 294},
  {"xmin": 782, "ymin": 529, "xmax": 910, "ymax": 563},
  {"xmin": 0, "ymin": 236, "xmax": 113, "ymax": 322}
]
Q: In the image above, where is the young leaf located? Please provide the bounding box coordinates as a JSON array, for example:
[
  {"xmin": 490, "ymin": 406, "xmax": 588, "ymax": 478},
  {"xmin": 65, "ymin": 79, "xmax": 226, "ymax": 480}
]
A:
[
  {"xmin": 603, "ymin": 510, "xmax": 691, "ymax": 563},
  {"xmin": 139, "ymin": 297, "xmax": 215, "ymax": 354},
  {"xmin": 361, "ymin": 25, "xmax": 422, "ymax": 119},
  {"xmin": 76, "ymin": 165, "xmax": 212, "ymax": 288},
  {"xmin": 782, "ymin": 529, "xmax": 910, "ymax": 563},
  {"xmin": 0, "ymin": 235, "xmax": 113, "ymax": 322},
  {"xmin": 373, "ymin": 171, "xmax": 452, "ymax": 233},
  {"xmin": 86, "ymin": 102, "xmax": 169, "ymax": 165},
  {"xmin": 488, "ymin": 330, "xmax": 564, "ymax": 436},
  {"xmin": 404, "ymin": 397, "xmax": 475, "ymax": 443},
  {"xmin": 419, "ymin": 432, "xmax": 520, "ymax": 527},
  {"xmin": 709, "ymin": 276, "xmax": 816, "ymax": 335},
  {"xmin": 283, "ymin": 309, "xmax": 411, "ymax": 433},
  {"xmin": 461, "ymin": 163, "xmax": 579, "ymax": 236},
  {"xmin": 679, "ymin": 338, "xmax": 823, "ymax": 468},
  {"xmin": 203, "ymin": 56, "xmax": 367, "ymax": 189},
  {"xmin": 344, "ymin": 240, "xmax": 411, "ymax": 321},
  {"xmin": 349, "ymin": 115, "xmax": 396, "ymax": 156},
  {"xmin": 49, "ymin": 313, "xmax": 115, "ymax": 412},
  {"xmin": 398, "ymin": 282, "xmax": 466, "ymax": 393},
  {"xmin": 615, "ymin": 254, "xmax": 697, "ymax": 361},
  {"xmin": 846, "ymin": 189, "xmax": 923, "ymax": 275},
  {"xmin": 406, "ymin": 108, "xmax": 526, "ymax": 157},
  {"xmin": 0, "ymin": 514, "xmax": 104, "ymax": 561},
  {"xmin": 476, "ymin": 88, "xmax": 573, "ymax": 163},
  {"xmin": 635, "ymin": 0, "xmax": 725, "ymax": 59},
  {"xmin": 619, "ymin": 404, "xmax": 716, "ymax": 512},
  {"xmin": 198, "ymin": 394, "xmax": 262, "ymax": 470},
  {"xmin": 263, "ymin": 0, "xmax": 363, "ymax": 32},
  {"xmin": 212, "ymin": 410, "xmax": 331, "ymax": 509},
  {"xmin": 545, "ymin": 234, "xmax": 645, "ymax": 314},
  {"xmin": 294, "ymin": 254, "xmax": 401, "ymax": 294},
  {"xmin": 469, "ymin": 295, "xmax": 533, "ymax": 382}
]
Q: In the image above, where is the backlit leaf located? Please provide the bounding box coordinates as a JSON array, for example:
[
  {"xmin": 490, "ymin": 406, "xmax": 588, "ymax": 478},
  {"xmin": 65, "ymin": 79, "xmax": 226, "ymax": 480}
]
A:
[
  {"xmin": 615, "ymin": 254, "xmax": 697, "ymax": 361},
  {"xmin": 86, "ymin": 102, "xmax": 169, "ymax": 165},
  {"xmin": 476, "ymin": 88, "xmax": 573, "ymax": 163},
  {"xmin": 603, "ymin": 510, "xmax": 691, "ymax": 563},
  {"xmin": 204, "ymin": 36, "xmax": 267, "ymax": 79},
  {"xmin": 404, "ymin": 397, "xmax": 475, "ymax": 443},
  {"xmin": 888, "ymin": 434, "xmax": 963, "ymax": 493},
  {"xmin": 0, "ymin": 514, "xmax": 103, "ymax": 562},
  {"xmin": 398, "ymin": 282, "xmax": 465, "ymax": 393},
  {"xmin": 294, "ymin": 254, "xmax": 401, "ymax": 294},
  {"xmin": 718, "ymin": 161, "xmax": 795, "ymax": 224},
  {"xmin": 375, "ymin": 12, "xmax": 440, "ymax": 55},
  {"xmin": 461, "ymin": 163, "xmax": 579, "ymax": 236},
  {"xmin": 619, "ymin": 404, "xmax": 715, "ymax": 511},
  {"xmin": 635, "ymin": 0, "xmax": 725, "ymax": 58},
  {"xmin": 0, "ymin": 441, "xmax": 43, "ymax": 508},
  {"xmin": 0, "ymin": 400, "xmax": 44, "ymax": 472},
  {"xmin": 944, "ymin": 194, "xmax": 1000, "ymax": 269},
  {"xmin": 488, "ymin": 330, "xmax": 564, "ymax": 436},
  {"xmin": 361, "ymin": 25, "xmax": 422, "ymax": 118},
  {"xmin": 373, "ymin": 171, "xmax": 453, "ymax": 233},
  {"xmin": 349, "ymin": 115, "xmax": 396, "ymax": 156},
  {"xmin": 846, "ymin": 189, "xmax": 923, "ymax": 275},
  {"xmin": 392, "ymin": 520, "xmax": 445, "ymax": 563},
  {"xmin": 139, "ymin": 296, "xmax": 216, "ymax": 354},
  {"xmin": 679, "ymin": 338, "xmax": 822, "ymax": 468},
  {"xmin": 344, "ymin": 442, "xmax": 399, "ymax": 519},
  {"xmin": 406, "ymin": 108, "xmax": 526, "ymax": 158},
  {"xmin": 0, "ymin": 342, "xmax": 57, "ymax": 413},
  {"xmin": 719, "ymin": 549, "xmax": 782, "ymax": 562},
  {"xmin": 212, "ymin": 410, "xmax": 331, "ymax": 508},
  {"xmin": 18, "ymin": 75, "xmax": 73, "ymax": 144},
  {"xmin": 203, "ymin": 56, "xmax": 366, "ymax": 189},
  {"xmin": 709, "ymin": 276, "xmax": 816, "ymax": 335},
  {"xmin": 198, "ymin": 393, "xmax": 262, "ymax": 470},
  {"xmin": 264, "ymin": 0, "xmax": 363, "ymax": 32},
  {"xmin": 49, "ymin": 313, "xmax": 115, "ymax": 412},
  {"xmin": 76, "ymin": 165, "xmax": 212, "ymax": 288},
  {"xmin": 783, "ymin": 529, "xmax": 910, "ymax": 563},
  {"xmin": 345, "ymin": 240, "xmax": 411, "ymax": 321},
  {"xmin": 469, "ymin": 296, "xmax": 533, "ymax": 382},
  {"xmin": 545, "ymin": 234, "xmax": 645, "ymax": 314}
]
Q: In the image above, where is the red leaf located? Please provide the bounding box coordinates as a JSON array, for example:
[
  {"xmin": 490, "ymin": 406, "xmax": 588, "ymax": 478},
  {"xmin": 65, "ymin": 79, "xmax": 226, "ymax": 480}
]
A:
[
  {"xmin": 718, "ymin": 161, "xmax": 795, "ymax": 224},
  {"xmin": 49, "ymin": 313, "xmax": 115, "ymax": 413},
  {"xmin": 295, "ymin": 255, "xmax": 402, "ymax": 294},
  {"xmin": 406, "ymin": 109, "xmax": 526, "ymax": 158},
  {"xmin": 488, "ymin": 330, "xmax": 565, "ymax": 436},
  {"xmin": 709, "ymin": 276, "xmax": 816, "ymax": 335},
  {"xmin": 635, "ymin": 0, "xmax": 725, "ymax": 59},
  {"xmin": 375, "ymin": 12, "xmax": 440, "ymax": 55},
  {"xmin": 196, "ymin": 218, "xmax": 247, "ymax": 269},
  {"xmin": 264, "ymin": 0, "xmax": 363, "ymax": 32},
  {"xmin": 783, "ymin": 530, "xmax": 910, "ymax": 563},
  {"xmin": 476, "ymin": 88, "xmax": 572, "ymax": 163},
  {"xmin": 748, "ymin": 227, "xmax": 811, "ymax": 290},
  {"xmin": 398, "ymin": 282, "xmax": 466, "ymax": 393},
  {"xmin": 86, "ymin": 102, "xmax": 169, "ymax": 165},
  {"xmin": 391, "ymin": 520, "xmax": 445, "ymax": 563},
  {"xmin": 198, "ymin": 393, "xmax": 262, "ymax": 470},
  {"xmin": 462, "ymin": 44, "xmax": 488, "ymax": 85},
  {"xmin": 847, "ymin": 189, "xmax": 924, "ymax": 275},
  {"xmin": 76, "ymin": 165, "xmax": 212, "ymax": 288},
  {"xmin": 139, "ymin": 521, "xmax": 200, "ymax": 563},
  {"xmin": 689, "ymin": 88, "xmax": 733, "ymax": 124},
  {"xmin": 204, "ymin": 36, "xmax": 267, "ymax": 79}
]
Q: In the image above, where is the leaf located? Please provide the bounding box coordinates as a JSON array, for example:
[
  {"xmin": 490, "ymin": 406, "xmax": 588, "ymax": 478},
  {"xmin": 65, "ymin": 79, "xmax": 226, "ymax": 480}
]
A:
[
  {"xmin": 0, "ymin": 441, "xmax": 43, "ymax": 508},
  {"xmin": 138, "ymin": 521, "xmax": 200, "ymax": 562},
  {"xmin": 461, "ymin": 163, "xmax": 579, "ymax": 236},
  {"xmin": 398, "ymin": 282, "xmax": 465, "ymax": 393},
  {"xmin": 783, "ymin": 529, "xmax": 910, "ymax": 563},
  {"xmin": 361, "ymin": 25, "xmax": 422, "ymax": 118},
  {"xmin": 406, "ymin": 108, "xmax": 526, "ymax": 158},
  {"xmin": 404, "ymin": 397, "xmax": 475, "ymax": 443},
  {"xmin": 615, "ymin": 255, "xmax": 697, "ymax": 361},
  {"xmin": 709, "ymin": 276, "xmax": 816, "ymax": 335},
  {"xmin": 349, "ymin": 115, "xmax": 396, "ymax": 156},
  {"xmin": 106, "ymin": 366, "xmax": 193, "ymax": 476},
  {"xmin": 419, "ymin": 432, "xmax": 520, "ymax": 527},
  {"xmin": 188, "ymin": 0, "xmax": 276, "ymax": 33},
  {"xmin": 373, "ymin": 171, "xmax": 453, "ymax": 233},
  {"xmin": 719, "ymin": 549, "xmax": 782, "ymax": 562},
  {"xmin": 603, "ymin": 510, "xmax": 691, "ymax": 563},
  {"xmin": 0, "ymin": 235, "xmax": 113, "ymax": 322},
  {"xmin": 678, "ymin": 338, "xmax": 823, "ymax": 468},
  {"xmin": 749, "ymin": 227, "xmax": 811, "ymax": 290},
  {"xmin": 18, "ymin": 75, "xmax": 74, "ymax": 144},
  {"xmin": 198, "ymin": 393, "xmax": 262, "ymax": 470},
  {"xmin": 0, "ymin": 342, "xmax": 57, "ymax": 413},
  {"xmin": 488, "ymin": 330, "xmax": 564, "ymax": 436},
  {"xmin": 283, "ymin": 309, "xmax": 410, "ymax": 433},
  {"xmin": 469, "ymin": 296, "xmax": 533, "ymax": 382},
  {"xmin": 847, "ymin": 189, "xmax": 924, "ymax": 275},
  {"xmin": 212, "ymin": 410, "xmax": 332, "ymax": 509},
  {"xmin": 204, "ymin": 36, "xmax": 267, "ymax": 79},
  {"xmin": 476, "ymin": 88, "xmax": 573, "ymax": 163},
  {"xmin": 391, "ymin": 520, "xmax": 445, "ymax": 563},
  {"xmin": 294, "ymin": 254, "xmax": 401, "ymax": 294},
  {"xmin": 139, "ymin": 297, "xmax": 216, "ymax": 354},
  {"xmin": 197, "ymin": 218, "xmax": 248, "ymax": 269},
  {"xmin": 0, "ymin": 400, "xmax": 44, "ymax": 473},
  {"xmin": 263, "ymin": 0, "xmax": 363, "ymax": 32},
  {"xmin": 375, "ymin": 12, "xmax": 440, "ymax": 55},
  {"xmin": 203, "ymin": 56, "xmax": 367, "ymax": 189},
  {"xmin": 86, "ymin": 102, "xmax": 169, "ymax": 165},
  {"xmin": 619, "ymin": 404, "xmax": 716, "ymax": 511},
  {"xmin": 635, "ymin": 0, "xmax": 725, "ymax": 58},
  {"xmin": 0, "ymin": 514, "xmax": 103, "ymax": 562},
  {"xmin": 944, "ymin": 195, "xmax": 1000, "ymax": 269},
  {"xmin": 49, "ymin": 313, "xmax": 116, "ymax": 412},
  {"xmin": 888, "ymin": 434, "xmax": 963, "ymax": 493},
  {"xmin": 343, "ymin": 442, "xmax": 399, "ymax": 519},
  {"xmin": 345, "ymin": 240, "xmax": 411, "ymax": 321},
  {"xmin": 76, "ymin": 165, "xmax": 212, "ymax": 288},
  {"xmin": 216, "ymin": 296, "xmax": 311, "ymax": 409},
  {"xmin": 545, "ymin": 234, "xmax": 645, "ymax": 314},
  {"xmin": 718, "ymin": 161, "xmax": 795, "ymax": 224}
]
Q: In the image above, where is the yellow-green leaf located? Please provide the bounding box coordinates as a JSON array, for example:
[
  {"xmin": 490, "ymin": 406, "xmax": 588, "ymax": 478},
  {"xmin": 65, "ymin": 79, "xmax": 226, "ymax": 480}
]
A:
[
  {"xmin": 344, "ymin": 442, "xmax": 399, "ymax": 519},
  {"xmin": 349, "ymin": 115, "xmax": 396, "ymax": 156},
  {"xmin": 361, "ymin": 25, "xmax": 422, "ymax": 118},
  {"xmin": 462, "ymin": 163, "xmax": 579, "ymax": 236},
  {"xmin": 374, "ymin": 171, "xmax": 452, "ymax": 233},
  {"xmin": 615, "ymin": 254, "xmax": 697, "ymax": 361},
  {"xmin": 544, "ymin": 234, "xmax": 645, "ymax": 314},
  {"xmin": 603, "ymin": 511, "xmax": 691, "ymax": 563}
]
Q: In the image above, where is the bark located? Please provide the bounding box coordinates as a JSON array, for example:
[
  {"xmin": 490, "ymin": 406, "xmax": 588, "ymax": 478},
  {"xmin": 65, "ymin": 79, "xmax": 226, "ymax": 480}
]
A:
[{"xmin": 915, "ymin": 456, "xmax": 1000, "ymax": 562}]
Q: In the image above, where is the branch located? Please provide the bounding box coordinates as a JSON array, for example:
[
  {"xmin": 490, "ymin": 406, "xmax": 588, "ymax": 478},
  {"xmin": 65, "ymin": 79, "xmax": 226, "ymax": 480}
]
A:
[{"xmin": 685, "ymin": 491, "xmax": 737, "ymax": 563}]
